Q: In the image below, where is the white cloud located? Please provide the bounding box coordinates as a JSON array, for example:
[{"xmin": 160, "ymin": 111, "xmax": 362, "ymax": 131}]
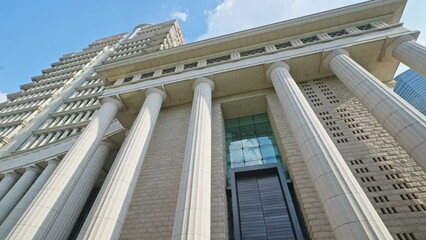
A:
[
  {"xmin": 172, "ymin": 11, "xmax": 188, "ymax": 22},
  {"xmin": 198, "ymin": 0, "xmax": 364, "ymax": 41},
  {"xmin": 0, "ymin": 92, "xmax": 7, "ymax": 103}
]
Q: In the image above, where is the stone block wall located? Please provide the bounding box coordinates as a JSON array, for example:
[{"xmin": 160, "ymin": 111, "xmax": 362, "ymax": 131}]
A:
[
  {"xmin": 267, "ymin": 92, "xmax": 335, "ymax": 240},
  {"xmin": 120, "ymin": 101, "xmax": 229, "ymax": 239},
  {"xmin": 299, "ymin": 76, "xmax": 426, "ymax": 239},
  {"xmin": 211, "ymin": 101, "xmax": 229, "ymax": 240},
  {"xmin": 120, "ymin": 104, "xmax": 190, "ymax": 239}
]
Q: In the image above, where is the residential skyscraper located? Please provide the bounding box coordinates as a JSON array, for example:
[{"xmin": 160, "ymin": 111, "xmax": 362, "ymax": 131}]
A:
[
  {"xmin": 394, "ymin": 69, "xmax": 426, "ymax": 115},
  {"xmin": 1, "ymin": 0, "xmax": 426, "ymax": 239}
]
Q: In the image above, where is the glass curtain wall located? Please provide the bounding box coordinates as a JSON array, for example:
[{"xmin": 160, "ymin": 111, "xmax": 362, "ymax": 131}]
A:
[{"xmin": 225, "ymin": 113, "xmax": 285, "ymax": 184}]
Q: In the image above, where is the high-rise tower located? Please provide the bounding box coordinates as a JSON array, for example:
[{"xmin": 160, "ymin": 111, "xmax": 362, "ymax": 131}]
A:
[
  {"xmin": 0, "ymin": 20, "xmax": 183, "ymax": 157},
  {"xmin": 394, "ymin": 69, "xmax": 426, "ymax": 116},
  {"xmin": 0, "ymin": 20, "xmax": 184, "ymax": 239},
  {"xmin": 1, "ymin": 1, "xmax": 426, "ymax": 239}
]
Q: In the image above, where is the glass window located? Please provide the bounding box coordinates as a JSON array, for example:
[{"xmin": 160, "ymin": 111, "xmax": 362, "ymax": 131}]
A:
[
  {"xmin": 238, "ymin": 116, "xmax": 254, "ymax": 126},
  {"xmin": 229, "ymin": 149, "xmax": 244, "ymax": 163},
  {"xmin": 229, "ymin": 140, "xmax": 242, "ymax": 150},
  {"xmin": 239, "ymin": 125, "xmax": 256, "ymax": 138},
  {"xmin": 225, "ymin": 119, "xmax": 239, "ymax": 128},
  {"xmin": 254, "ymin": 114, "xmax": 268, "ymax": 123},
  {"xmin": 255, "ymin": 122, "xmax": 272, "ymax": 135},
  {"xmin": 225, "ymin": 114, "xmax": 302, "ymax": 239},
  {"xmin": 241, "ymin": 138, "xmax": 258, "ymax": 148},
  {"xmin": 260, "ymin": 145, "xmax": 277, "ymax": 159},
  {"xmin": 226, "ymin": 127, "xmax": 241, "ymax": 140},
  {"xmin": 263, "ymin": 157, "xmax": 279, "ymax": 164},
  {"xmin": 243, "ymin": 147, "xmax": 262, "ymax": 161},
  {"xmin": 225, "ymin": 113, "xmax": 285, "ymax": 175},
  {"xmin": 231, "ymin": 162, "xmax": 245, "ymax": 168},
  {"xmin": 258, "ymin": 136, "xmax": 275, "ymax": 146},
  {"xmin": 244, "ymin": 160, "xmax": 263, "ymax": 166}
]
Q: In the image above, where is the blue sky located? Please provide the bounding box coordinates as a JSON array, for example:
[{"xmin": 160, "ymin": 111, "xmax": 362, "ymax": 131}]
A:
[{"xmin": 0, "ymin": 0, "xmax": 425, "ymax": 102}]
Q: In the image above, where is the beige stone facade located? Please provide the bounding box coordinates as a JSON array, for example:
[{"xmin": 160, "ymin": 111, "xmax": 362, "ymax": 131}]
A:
[
  {"xmin": 301, "ymin": 77, "xmax": 426, "ymax": 238},
  {"xmin": 1, "ymin": 0, "xmax": 426, "ymax": 239},
  {"xmin": 268, "ymin": 92, "xmax": 336, "ymax": 240},
  {"xmin": 120, "ymin": 102, "xmax": 229, "ymax": 240},
  {"xmin": 121, "ymin": 104, "xmax": 190, "ymax": 239}
]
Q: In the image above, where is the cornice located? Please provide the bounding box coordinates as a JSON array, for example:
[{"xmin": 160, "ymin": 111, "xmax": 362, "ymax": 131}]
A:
[
  {"xmin": 95, "ymin": 0, "xmax": 406, "ymax": 80},
  {"xmin": 101, "ymin": 28, "xmax": 417, "ymax": 99}
]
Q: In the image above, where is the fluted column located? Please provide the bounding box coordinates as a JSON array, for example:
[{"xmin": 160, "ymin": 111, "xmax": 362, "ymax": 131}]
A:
[
  {"xmin": 78, "ymin": 88, "xmax": 166, "ymax": 240},
  {"xmin": 0, "ymin": 160, "xmax": 58, "ymax": 239},
  {"xmin": 324, "ymin": 49, "xmax": 426, "ymax": 172},
  {"xmin": 0, "ymin": 173, "xmax": 19, "ymax": 201},
  {"xmin": 172, "ymin": 77, "xmax": 214, "ymax": 240},
  {"xmin": 387, "ymin": 35, "xmax": 426, "ymax": 76},
  {"xmin": 46, "ymin": 142, "xmax": 111, "ymax": 240},
  {"xmin": 0, "ymin": 166, "xmax": 41, "ymax": 224},
  {"xmin": 266, "ymin": 62, "xmax": 391, "ymax": 239},
  {"xmin": 7, "ymin": 97, "xmax": 123, "ymax": 239}
]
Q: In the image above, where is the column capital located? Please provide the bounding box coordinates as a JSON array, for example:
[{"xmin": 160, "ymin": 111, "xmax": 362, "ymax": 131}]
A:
[
  {"xmin": 193, "ymin": 77, "xmax": 215, "ymax": 91},
  {"xmin": 25, "ymin": 166, "xmax": 42, "ymax": 174},
  {"xmin": 384, "ymin": 35, "xmax": 416, "ymax": 59},
  {"xmin": 265, "ymin": 61, "xmax": 290, "ymax": 80},
  {"xmin": 101, "ymin": 97, "xmax": 124, "ymax": 111},
  {"xmin": 3, "ymin": 171, "xmax": 20, "ymax": 179},
  {"xmin": 323, "ymin": 49, "xmax": 349, "ymax": 71},
  {"xmin": 145, "ymin": 88, "xmax": 167, "ymax": 100},
  {"xmin": 98, "ymin": 140, "xmax": 115, "ymax": 149},
  {"xmin": 47, "ymin": 158, "xmax": 60, "ymax": 166}
]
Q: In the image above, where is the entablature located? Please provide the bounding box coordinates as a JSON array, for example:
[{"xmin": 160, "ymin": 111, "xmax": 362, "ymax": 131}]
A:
[
  {"xmin": 95, "ymin": 0, "xmax": 406, "ymax": 83},
  {"xmin": 100, "ymin": 26, "xmax": 417, "ymax": 128},
  {"xmin": 105, "ymin": 22, "xmax": 413, "ymax": 93}
]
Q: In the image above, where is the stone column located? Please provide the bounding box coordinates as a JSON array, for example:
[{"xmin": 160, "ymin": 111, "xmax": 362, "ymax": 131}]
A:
[
  {"xmin": 45, "ymin": 142, "xmax": 111, "ymax": 240},
  {"xmin": 324, "ymin": 49, "xmax": 426, "ymax": 172},
  {"xmin": 0, "ymin": 166, "xmax": 41, "ymax": 224},
  {"xmin": 172, "ymin": 78, "xmax": 214, "ymax": 240},
  {"xmin": 0, "ymin": 160, "xmax": 58, "ymax": 239},
  {"xmin": 77, "ymin": 88, "xmax": 166, "ymax": 240},
  {"xmin": 7, "ymin": 97, "xmax": 123, "ymax": 239},
  {"xmin": 266, "ymin": 62, "xmax": 392, "ymax": 239},
  {"xmin": 0, "ymin": 172, "xmax": 19, "ymax": 201},
  {"xmin": 387, "ymin": 35, "xmax": 426, "ymax": 76}
]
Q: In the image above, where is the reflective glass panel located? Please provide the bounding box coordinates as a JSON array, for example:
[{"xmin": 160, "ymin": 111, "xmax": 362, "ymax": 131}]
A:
[
  {"xmin": 225, "ymin": 113, "xmax": 288, "ymax": 184},
  {"xmin": 241, "ymin": 138, "xmax": 259, "ymax": 148},
  {"xmin": 229, "ymin": 140, "xmax": 242, "ymax": 150},
  {"xmin": 225, "ymin": 114, "xmax": 283, "ymax": 167},
  {"xmin": 229, "ymin": 149, "xmax": 244, "ymax": 163},
  {"xmin": 243, "ymin": 147, "xmax": 262, "ymax": 161},
  {"xmin": 260, "ymin": 145, "xmax": 277, "ymax": 159}
]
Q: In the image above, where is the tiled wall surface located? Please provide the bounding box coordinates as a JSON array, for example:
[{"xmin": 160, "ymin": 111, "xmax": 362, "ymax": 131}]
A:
[
  {"xmin": 299, "ymin": 76, "xmax": 426, "ymax": 239},
  {"xmin": 267, "ymin": 92, "xmax": 335, "ymax": 240},
  {"xmin": 120, "ymin": 102, "xmax": 229, "ymax": 239}
]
